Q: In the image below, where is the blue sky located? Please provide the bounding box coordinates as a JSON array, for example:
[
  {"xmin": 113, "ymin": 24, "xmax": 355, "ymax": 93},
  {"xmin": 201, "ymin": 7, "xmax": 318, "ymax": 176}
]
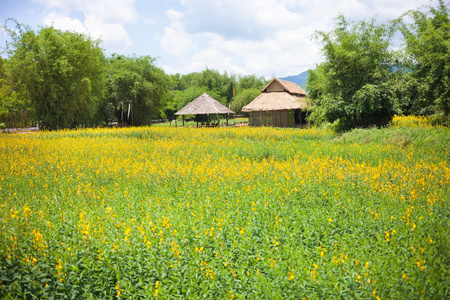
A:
[{"xmin": 0, "ymin": 0, "xmax": 433, "ymax": 78}]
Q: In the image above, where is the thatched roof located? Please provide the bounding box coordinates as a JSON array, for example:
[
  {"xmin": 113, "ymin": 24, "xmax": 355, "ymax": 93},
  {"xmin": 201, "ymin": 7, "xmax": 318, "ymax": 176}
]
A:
[
  {"xmin": 262, "ymin": 78, "xmax": 307, "ymax": 95},
  {"xmin": 241, "ymin": 92, "xmax": 308, "ymax": 112},
  {"xmin": 175, "ymin": 93, "xmax": 235, "ymax": 115}
]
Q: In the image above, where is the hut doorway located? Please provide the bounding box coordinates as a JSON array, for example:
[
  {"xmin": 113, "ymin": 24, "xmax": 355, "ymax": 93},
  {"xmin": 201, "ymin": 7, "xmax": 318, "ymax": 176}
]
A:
[
  {"xmin": 295, "ymin": 109, "xmax": 308, "ymax": 127},
  {"xmin": 294, "ymin": 109, "xmax": 301, "ymax": 125}
]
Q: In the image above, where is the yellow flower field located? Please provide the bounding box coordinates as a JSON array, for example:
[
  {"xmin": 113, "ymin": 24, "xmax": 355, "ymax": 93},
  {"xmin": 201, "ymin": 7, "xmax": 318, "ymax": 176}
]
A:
[{"xmin": 1, "ymin": 116, "xmax": 449, "ymax": 298}]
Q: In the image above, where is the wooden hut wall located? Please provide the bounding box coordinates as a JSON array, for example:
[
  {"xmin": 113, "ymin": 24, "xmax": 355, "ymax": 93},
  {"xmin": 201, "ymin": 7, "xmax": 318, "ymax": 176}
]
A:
[
  {"xmin": 265, "ymin": 81, "xmax": 284, "ymax": 92},
  {"xmin": 265, "ymin": 112, "xmax": 272, "ymax": 126},
  {"xmin": 248, "ymin": 110, "xmax": 296, "ymax": 127},
  {"xmin": 250, "ymin": 112, "xmax": 255, "ymax": 126},
  {"xmin": 288, "ymin": 110, "xmax": 295, "ymax": 127},
  {"xmin": 273, "ymin": 111, "xmax": 280, "ymax": 127},
  {"xmin": 249, "ymin": 112, "xmax": 254, "ymax": 126},
  {"xmin": 248, "ymin": 111, "xmax": 263, "ymax": 127}
]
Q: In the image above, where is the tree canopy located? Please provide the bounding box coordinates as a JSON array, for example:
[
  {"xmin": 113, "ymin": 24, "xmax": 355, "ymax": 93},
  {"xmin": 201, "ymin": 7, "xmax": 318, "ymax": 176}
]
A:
[
  {"xmin": 399, "ymin": 0, "xmax": 450, "ymax": 123},
  {"xmin": 5, "ymin": 23, "xmax": 105, "ymax": 130},
  {"xmin": 306, "ymin": 15, "xmax": 397, "ymax": 130},
  {"xmin": 102, "ymin": 54, "xmax": 170, "ymax": 126},
  {"xmin": 307, "ymin": 1, "xmax": 450, "ymax": 130}
]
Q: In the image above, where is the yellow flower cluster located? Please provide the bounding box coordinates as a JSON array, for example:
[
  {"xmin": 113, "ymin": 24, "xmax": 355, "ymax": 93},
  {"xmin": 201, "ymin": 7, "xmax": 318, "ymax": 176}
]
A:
[{"xmin": 0, "ymin": 116, "xmax": 448, "ymax": 298}]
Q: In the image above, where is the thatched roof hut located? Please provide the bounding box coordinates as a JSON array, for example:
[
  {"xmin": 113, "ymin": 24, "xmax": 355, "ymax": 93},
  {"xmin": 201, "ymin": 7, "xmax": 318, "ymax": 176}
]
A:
[
  {"xmin": 242, "ymin": 78, "xmax": 310, "ymax": 128},
  {"xmin": 241, "ymin": 92, "xmax": 308, "ymax": 112},
  {"xmin": 242, "ymin": 78, "xmax": 308, "ymax": 112},
  {"xmin": 262, "ymin": 78, "xmax": 307, "ymax": 95},
  {"xmin": 175, "ymin": 92, "xmax": 235, "ymax": 115},
  {"xmin": 174, "ymin": 92, "xmax": 235, "ymax": 127}
]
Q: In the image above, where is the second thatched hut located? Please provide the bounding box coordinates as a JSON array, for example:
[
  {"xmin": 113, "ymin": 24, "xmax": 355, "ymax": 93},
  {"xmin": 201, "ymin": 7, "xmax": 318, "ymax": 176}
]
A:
[{"xmin": 242, "ymin": 78, "xmax": 310, "ymax": 128}]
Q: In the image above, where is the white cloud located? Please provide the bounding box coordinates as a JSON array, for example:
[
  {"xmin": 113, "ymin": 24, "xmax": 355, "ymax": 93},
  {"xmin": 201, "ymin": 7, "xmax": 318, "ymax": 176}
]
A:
[
  {"xmin": 33, "ymin": 0, "xmax": 435, "ymax": 76},
  {"xmin": 160, "ymin": 9, "xmax": 195, "ymax": 55},
  {"xmin": 172, "ymin": 0, "xmax": 305, "ymax": 41},
  {"xmin": 43, "ymin": 13, "xmax": 88, "ymax": 34},
  {"xmin": 35, "ymin": 0, "xmax": 138, "ymax": 23},
  {"xmin": 38, "ymin": 0, "xmax": 137, "ymax": 52},
  {"xmin": 159, "ymin": 0, "xmax": 326, "ymax": 76},
  {"xmin": 84, "ymin": 15, "xmax": 132, "ymax": 49},
  {"xmin": 159, "ymin": 0, "xmax": 433, "ymax": 77},
  {"xmin": 160, "ymin": 26, "xmax": 194, "ymax": 56},
  {"xmin": 370, "ymin": 0, "xmax": 429, "ymax": 20},
  {"xmin": 84, "ymin": 0, "xmax": 138, "ymax": 23}
]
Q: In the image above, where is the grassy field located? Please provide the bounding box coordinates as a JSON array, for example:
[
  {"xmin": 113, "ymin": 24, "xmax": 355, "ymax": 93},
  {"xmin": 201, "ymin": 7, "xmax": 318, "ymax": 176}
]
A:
[{"xmin": 0, "ymin": 116, "xmax": 449, "ymax": 299}]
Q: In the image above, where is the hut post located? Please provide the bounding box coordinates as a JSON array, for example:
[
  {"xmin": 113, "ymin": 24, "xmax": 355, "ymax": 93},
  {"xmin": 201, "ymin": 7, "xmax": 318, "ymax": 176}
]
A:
[
  {"xmin": 226, "ymin": 114, "xmax": 228, "ymax": 127},
  {"xmin": 182, "ymin": 115, "xmax": 185, "ymax": 127}
]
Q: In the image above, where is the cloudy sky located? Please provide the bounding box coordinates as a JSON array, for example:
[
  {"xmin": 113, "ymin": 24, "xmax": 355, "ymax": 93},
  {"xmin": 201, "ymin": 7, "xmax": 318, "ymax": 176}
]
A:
[{"xmin": 0, "ymin": 0, "xmax": 432, "ymax": 78}]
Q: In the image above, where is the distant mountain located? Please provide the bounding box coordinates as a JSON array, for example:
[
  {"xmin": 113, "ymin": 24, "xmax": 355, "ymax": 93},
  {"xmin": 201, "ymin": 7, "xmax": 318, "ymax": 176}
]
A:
[{"xmin": 279, "ymin": 71, "xmax": 308, "ymax": 88}]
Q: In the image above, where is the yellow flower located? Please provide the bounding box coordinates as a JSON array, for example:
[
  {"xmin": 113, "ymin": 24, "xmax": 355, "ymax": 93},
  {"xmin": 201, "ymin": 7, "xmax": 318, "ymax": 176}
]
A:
[
  {"xmin": 288, "ymin": 271, "xmax": 294, "ymax": 281},
  {"xmin": 385, "ymin": 231, "xmax": 390, "ymax": 242}
]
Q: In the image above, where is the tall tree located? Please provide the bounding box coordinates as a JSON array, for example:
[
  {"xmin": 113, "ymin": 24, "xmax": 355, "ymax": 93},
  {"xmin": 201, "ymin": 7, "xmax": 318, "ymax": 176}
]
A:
[
  {"xmin": 307, "ymin": 15, "xmax": 397, "ymax": 130},
  {"xmin": 0, "ymin": 56, "xmax": 31, "ymax": 126},
  {"xmin": 0, "ymin": 57, "xmax": 11, "ymax": 124},
  {"xmin": 399, "ymin": 0, "xmax": 450, "ymax": 122},
  {"xmin": 4, "ymin": 22, "xmax": 105, "ymax": 129},
  {"xmin": 105, "ymin": 54, "xmax": 169, "ymax": 126},
  {"xmin": 237, "ymin": 74, "xmax": 267, "ymax": 90}
]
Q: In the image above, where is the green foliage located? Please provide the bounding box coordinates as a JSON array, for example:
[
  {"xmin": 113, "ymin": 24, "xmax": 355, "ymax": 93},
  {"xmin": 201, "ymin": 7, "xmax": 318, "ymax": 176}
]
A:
[
  {"xmin": 171, "ymin": 68, "xmax": 236, "ymax": 106},
  {"xmin": 307, "ymin": 15, "xmax": 398, "ymax": 130},
  {"xmin": 230, "ymin": 88, "xmax": 261, "ymax": 114},
  {"xmin": 389, "ymin": 72, "xmax": 422, "ymax": 116},
  {"xmin": 172, "ymin": 86, "xmax": 205, "ymax": 111},
  {"xmin": 4, "ymin": 22, "xmax": 105, "ymax": 130},
  {"xmin": 348, "ymin": 83, "xmax": 395, "ymax": 128},
  {"xmin": 237, "ymin": 74, "xmax": 267, "ymax": 90},
  {"xmin": 399, "ymin": 0, "xmax": 450, "ymax": 120},
  {"xmin": 0, "ymin": 57, "xmax": 31, "ymax": 127},
  {"xmin": 105, "ymin": 54, "xmax": 170, "ymax": 126}
]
